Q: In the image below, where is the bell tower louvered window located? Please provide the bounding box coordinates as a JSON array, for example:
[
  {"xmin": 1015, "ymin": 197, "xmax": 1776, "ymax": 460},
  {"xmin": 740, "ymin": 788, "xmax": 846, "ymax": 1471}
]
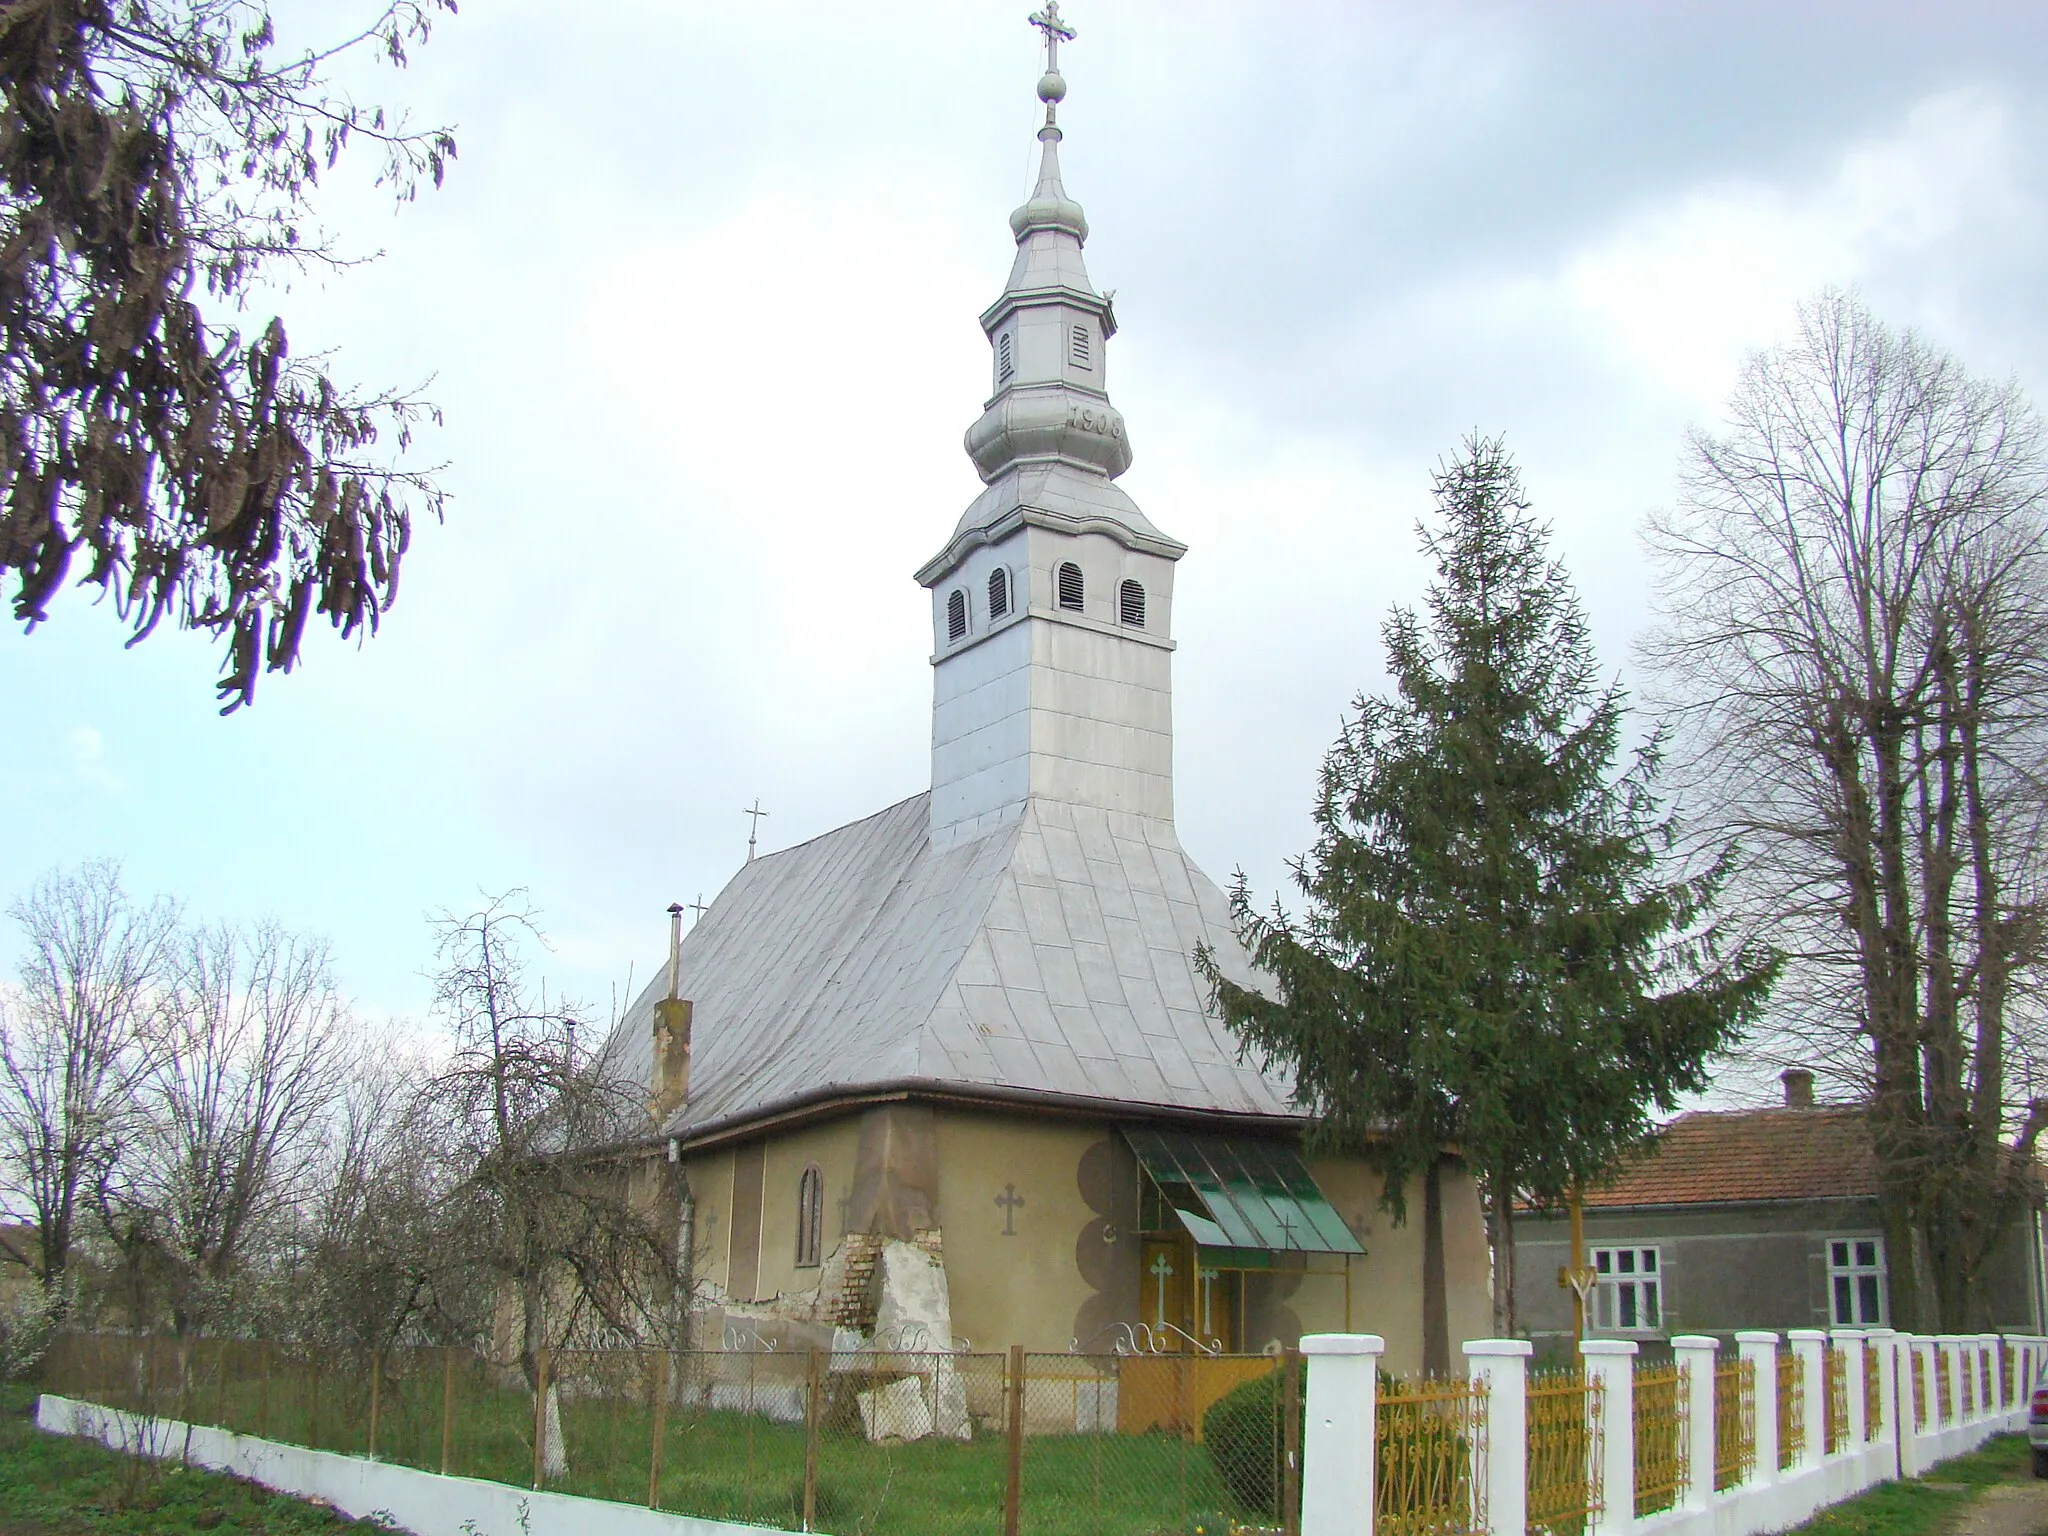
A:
[
  {"xmin": 1070, "ymin": 324, "xmax": 1091, "ymax": 368},
  {"xmin": 1119, "ymin": 579, "xmax": 1146, "ymax": 628},
  {"xmin": 988, "ymin": 567, "xmax": 1010, "ymax": 620},
  {"xmin": 946, "ymin": 589, "xmax": 968, "ymax": 642},
  {"xmin": 997, "ymin": 331, "xmax": 1013, "ymax": 384},
  {"xmin": 1057, "ymin": 562, "xmax": 1084, "ymax": 612},
  {"xmin": 796, "ymin": 1165, "xmax": 823, "ymax": 1268}
]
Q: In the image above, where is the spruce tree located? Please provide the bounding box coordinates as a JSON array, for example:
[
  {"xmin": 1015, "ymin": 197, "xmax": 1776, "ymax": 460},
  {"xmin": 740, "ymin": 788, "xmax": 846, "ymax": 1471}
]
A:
[{"xmin": 1200, "ymin": 436, "xmax": 1776, "ymax": 1343}]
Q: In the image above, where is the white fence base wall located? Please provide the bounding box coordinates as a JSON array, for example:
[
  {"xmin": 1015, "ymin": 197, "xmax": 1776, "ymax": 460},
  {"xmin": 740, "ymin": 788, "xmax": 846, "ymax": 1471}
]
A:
[
  {"xmin": 35, "ymin": 1394, "xmax": 789, "ymax": 1536},
  {"xmin": 1630, "ymin": 1420, "xmax": 2017, "ymax": 1536}
]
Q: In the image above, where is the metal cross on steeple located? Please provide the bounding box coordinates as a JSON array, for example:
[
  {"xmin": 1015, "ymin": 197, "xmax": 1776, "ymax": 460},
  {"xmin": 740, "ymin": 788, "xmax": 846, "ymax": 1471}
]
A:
[
  {"xmin": 1028, "ymin": 3, "xmax": 1075, "ymax": 72},
  {"xmin": 743, "ymin": 799, "xmax": 769, "ymax": 862}
]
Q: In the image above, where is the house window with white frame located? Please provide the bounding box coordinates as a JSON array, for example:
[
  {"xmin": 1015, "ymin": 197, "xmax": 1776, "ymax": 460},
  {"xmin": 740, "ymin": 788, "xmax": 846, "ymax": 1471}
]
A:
[
  {"xmin": 1828, "ymin": 1237, "xmax": 1886, "ymax": 1326},
  {"xmin": 1591, "ymin": 1245, "xmax": 1662, "ymax": 1332}
]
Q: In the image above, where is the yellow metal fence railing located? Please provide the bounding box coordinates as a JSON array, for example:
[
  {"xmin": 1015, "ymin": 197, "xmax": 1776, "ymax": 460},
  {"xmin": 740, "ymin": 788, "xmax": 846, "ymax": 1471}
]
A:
[
  {"xmin": 1376, "ymin": 1373, "xmax": 1487, "ymax": 1536},
  {"xmin": 1775, "ymin": 1352, "xmax": 1804, "ymax": 1470},
  {"xmin": 1822, "ymin": 1347, "xmax": 1847, "ymax": 1455},
  {"xmin": 1911, "ymin": 1350, "xmax": 1927, "ymax": 1431},
  {"xmin": 1525, "ymin": 1367, "xmax": 1603, "ymax": 1536},
  {"xmin": 1712, "ymin": 1358, "xmax": 1755, "ymax": 1492},
  {"xmin": 1863, "ymin": 1347, "xmax": 1881, "ymax": 1440},
  {"xmin": 1632, "ymin": 1361, "xmax": 1689, "ymax": 1518},
  {"xmin": 1936, "ymin": 1351, "xmax": 1953, "ymax": 1424}
]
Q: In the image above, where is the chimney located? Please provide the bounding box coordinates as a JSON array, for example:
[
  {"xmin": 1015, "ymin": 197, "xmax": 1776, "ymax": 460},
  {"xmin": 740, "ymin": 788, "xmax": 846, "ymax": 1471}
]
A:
[
  {"xmin": 650, "ymin": 903, "xmax": 693, "ymax": 1128},
  {"xmin": 1780, "ymin": 1067, "xmax": 1815, "ymax": 1109}
]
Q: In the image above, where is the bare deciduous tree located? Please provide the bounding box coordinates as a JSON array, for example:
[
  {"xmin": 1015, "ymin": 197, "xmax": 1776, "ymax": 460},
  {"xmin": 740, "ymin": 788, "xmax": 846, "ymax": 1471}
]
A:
[
  {"xmin": 0, "ymin": 861, "xmax": 175, "ymax": 1306},
  {"xmin": 1643, "ymin": 289, "xmax": 2048, "ymax": 1330},
  {"xmin": 422, "ymin": 893, "xmax": 677, "ymax": 1478},
  {"xmin": 114, "ymin": 919, "xmax": 349, "ymax": 1333}
]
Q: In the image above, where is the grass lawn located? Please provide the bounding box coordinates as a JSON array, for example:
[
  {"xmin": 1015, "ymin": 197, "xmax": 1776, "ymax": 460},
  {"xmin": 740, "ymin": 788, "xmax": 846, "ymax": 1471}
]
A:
[
  {"xmin": 0, "ymin": 1386, "xmax": 388, "ymax": 1535},
  {"xmin": 1789, "ymin": 1434, "xmax": 2033, "ymax": 1536},
  {"xmin": 31, "ymin": 1359, "xmax": 1253, "ymax": 1536}
]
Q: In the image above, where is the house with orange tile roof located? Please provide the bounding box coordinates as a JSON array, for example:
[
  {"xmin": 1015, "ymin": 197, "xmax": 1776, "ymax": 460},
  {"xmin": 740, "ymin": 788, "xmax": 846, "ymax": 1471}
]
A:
[{"xmin": 1514, "ymin": 1069, "xmax": 2048, "ymax": 1346}]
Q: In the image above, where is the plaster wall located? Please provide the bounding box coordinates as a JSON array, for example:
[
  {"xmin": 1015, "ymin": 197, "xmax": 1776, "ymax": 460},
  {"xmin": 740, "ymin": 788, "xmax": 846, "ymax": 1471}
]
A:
[
  {"xmin": 682, "ymin": 1148, "xmax": 735, "ymax": 1298},
  {"xmin": 750, "ymin": 1118, "xmax": 864, "ymax": 1304},
  {"xmin": 931, "ymin": 1108, "xmax": 1118, "ymax": 1352},
  {"xmin": 1296, "ymin": 1156, "xmax": 1491, "ymax": 1375}
]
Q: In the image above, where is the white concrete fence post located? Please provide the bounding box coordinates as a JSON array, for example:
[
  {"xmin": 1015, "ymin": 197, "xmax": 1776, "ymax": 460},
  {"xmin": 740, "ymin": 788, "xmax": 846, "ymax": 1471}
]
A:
[
  {"xmin": 1581, "ymin": 1339, "xmax": 1636, "ymax": 1536},
  {"xmin": 1466, "ymin": 1339, "xmax": 1532, "ymax": 1536},
  {"xmin": 1788, "ymin": 1329, "xmax": 1827, "ymax": 1470},
  {"xmin": 1862, "ymin": 1327, "xmax": 1899, "ymax": 1478},
  {"xmin": 1301, "ymin": 1333, "xmax": 1383, "ymax": 1536},
  {"xmin": 1670, "ymin": 1335, "xmax": 1717, "ymax": 1512},
  {"xmin": 1737, "ymin": 1331, "xmax": 1779, "ymax": 1488}
]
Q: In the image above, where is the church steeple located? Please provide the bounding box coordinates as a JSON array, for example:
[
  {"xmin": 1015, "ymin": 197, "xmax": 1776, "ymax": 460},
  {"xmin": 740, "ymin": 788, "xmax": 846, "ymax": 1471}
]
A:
[
  {"xmin": 919, "ymin": 6, "xmax": 1187, "ymax": 850},
  {"xmin": 963, "ymin": 4, "xmax": 1129, "ymax": 487}
]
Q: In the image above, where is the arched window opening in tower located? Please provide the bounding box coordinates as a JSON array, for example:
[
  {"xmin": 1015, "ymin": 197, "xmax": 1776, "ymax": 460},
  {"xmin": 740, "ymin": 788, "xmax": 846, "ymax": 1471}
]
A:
[
  {"xmin": 947, "ymin": 589, "xmax": 968, "ymax": 642},
  {"xmin": 796, "ymin": 1165, "xmax": 823, "ymax": 1267},
  {"xmin": 997, "ymin": 331, "xmax": 1013, "ymax": 383},
  {"xmin": 1120, "ymin": 580, "xmax": 1146, "ymax": 628},
  {"xmin": 1057, "ymin": 562, "xmax": 1084, "ymax": 612},
  {"xmin": 988, "ymin": 567, "xmax": 1010, "ymax": 620}
]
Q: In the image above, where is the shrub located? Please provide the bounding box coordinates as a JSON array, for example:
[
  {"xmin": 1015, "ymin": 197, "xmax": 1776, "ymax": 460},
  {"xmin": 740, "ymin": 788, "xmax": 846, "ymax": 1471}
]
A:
[{"xmin": 1203, "ymin": 1369, "xmax": 1303, "ymax": 1517}]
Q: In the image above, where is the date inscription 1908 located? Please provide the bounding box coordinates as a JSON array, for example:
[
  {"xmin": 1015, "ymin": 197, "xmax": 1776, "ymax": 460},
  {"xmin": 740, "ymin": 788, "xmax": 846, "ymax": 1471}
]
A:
[{"xmin": 1066, "ymin": 405, "xmax": 1123, "ymax": 439}]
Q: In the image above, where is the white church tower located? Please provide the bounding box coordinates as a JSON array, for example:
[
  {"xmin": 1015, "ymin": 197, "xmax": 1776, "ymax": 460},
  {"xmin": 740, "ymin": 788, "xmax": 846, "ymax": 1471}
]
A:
[{"xmin": 916, "ymin": 5, "xmax": 1187, "ymax": 850}]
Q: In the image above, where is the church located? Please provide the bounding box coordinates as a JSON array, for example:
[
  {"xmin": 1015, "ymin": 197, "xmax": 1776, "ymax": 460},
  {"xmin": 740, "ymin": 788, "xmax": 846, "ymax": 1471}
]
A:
[{"xmin": 599, "ymin": 9, "xmax": 1491, "ymax": 1377}]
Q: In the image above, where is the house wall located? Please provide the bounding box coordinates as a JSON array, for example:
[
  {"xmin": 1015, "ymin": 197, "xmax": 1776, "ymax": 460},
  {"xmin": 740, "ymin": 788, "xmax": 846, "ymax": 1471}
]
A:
[
  {"xmin": 676, "ymin": 1105, "xmax": 1493, "ymax": 1365},
  {"xmin": 1514, "ymin": 1197, "xmax": 2044, "ymax": 1344}
]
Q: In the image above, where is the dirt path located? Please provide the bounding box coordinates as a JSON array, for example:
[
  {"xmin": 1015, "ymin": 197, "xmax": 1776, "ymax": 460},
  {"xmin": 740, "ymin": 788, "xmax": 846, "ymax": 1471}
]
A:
[{"xmin": 1948, "ymin": 1481, "xmax": 2048, "ymax": 1536}]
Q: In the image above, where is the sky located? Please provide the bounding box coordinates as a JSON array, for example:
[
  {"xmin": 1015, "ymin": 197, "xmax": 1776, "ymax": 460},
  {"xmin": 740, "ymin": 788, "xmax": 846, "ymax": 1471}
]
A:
[{"xmin": 5, "ymin": 1, "xmax": 2047, "ymax": 1084}]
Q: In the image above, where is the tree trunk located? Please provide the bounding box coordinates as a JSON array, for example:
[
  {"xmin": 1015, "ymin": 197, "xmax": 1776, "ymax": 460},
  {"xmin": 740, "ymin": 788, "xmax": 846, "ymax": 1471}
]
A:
[
  {"xmin": 1484, "ymin": 1173, "xmax": 1518, "ymax": 1338},
  {"xmin": 1422, "ymin": 1158, "xmax": 1449, "ymax": 1375}
]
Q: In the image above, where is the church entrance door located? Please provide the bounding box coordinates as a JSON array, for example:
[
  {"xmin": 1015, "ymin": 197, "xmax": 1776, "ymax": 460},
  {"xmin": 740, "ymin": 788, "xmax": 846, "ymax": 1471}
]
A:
[{"xmin": 1140, "ymin": 1235, "xmax": 1240, "ymax": 1352}]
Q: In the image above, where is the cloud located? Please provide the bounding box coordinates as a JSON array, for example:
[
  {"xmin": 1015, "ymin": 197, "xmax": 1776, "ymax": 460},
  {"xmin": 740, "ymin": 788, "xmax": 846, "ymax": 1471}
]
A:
[
  {"xmin": 1557, "ymin": 86, "xmax": 2034, "ymax": 411},
  {"xmin": 66, "ymin": 727, "xmax": 121, "ymax": 794}
]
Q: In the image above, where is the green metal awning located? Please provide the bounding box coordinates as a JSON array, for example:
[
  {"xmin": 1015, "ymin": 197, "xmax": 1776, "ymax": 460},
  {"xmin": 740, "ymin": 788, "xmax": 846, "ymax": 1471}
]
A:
[{"xmin": 1122, "ymin": 1127, "xmax": 1365, "ymax": 1256}]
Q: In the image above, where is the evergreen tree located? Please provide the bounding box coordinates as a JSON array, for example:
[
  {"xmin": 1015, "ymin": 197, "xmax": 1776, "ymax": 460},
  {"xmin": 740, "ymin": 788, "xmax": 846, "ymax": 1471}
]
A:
[{"xmin": 1200, "ymin": 436, "xmax": 1776, "ymax": 1341}]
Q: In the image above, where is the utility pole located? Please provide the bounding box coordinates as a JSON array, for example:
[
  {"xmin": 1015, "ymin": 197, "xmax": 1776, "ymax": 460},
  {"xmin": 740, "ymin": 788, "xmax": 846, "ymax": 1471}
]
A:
[{"xmin": 1557, "ymin": 1185, "xmax": 1596, "ymax": 1346}]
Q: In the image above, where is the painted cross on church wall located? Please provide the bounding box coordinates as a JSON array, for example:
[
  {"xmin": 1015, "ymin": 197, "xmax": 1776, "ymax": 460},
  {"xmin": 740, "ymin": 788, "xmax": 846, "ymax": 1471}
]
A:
[{"xmin": 995, "ymin": 1182, "xmax": 1025, "ymax": 1235}]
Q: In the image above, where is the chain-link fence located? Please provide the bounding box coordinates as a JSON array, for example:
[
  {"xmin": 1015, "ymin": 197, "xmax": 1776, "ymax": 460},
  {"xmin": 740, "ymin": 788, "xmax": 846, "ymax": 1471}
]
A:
[{"xmin": 42, "ymin": 1335, "xmax": 1324, "ymax": 1536}]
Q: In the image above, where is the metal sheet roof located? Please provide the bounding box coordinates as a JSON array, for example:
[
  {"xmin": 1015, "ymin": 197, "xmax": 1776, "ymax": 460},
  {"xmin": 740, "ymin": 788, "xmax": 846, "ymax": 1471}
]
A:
[{"xmin": 601, "ymin": 793, "xmax": 1296, "ymax": 1138}]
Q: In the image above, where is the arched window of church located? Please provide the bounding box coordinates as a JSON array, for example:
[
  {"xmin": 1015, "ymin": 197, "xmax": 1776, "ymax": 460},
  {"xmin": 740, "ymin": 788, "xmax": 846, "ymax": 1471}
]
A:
[
  {"xmin": 1057, "ymin": 562, "xmax": 1084, "ymax": 613},
  {"xmin": 1120, "ymin": 580, "xmax": 1146, "ymax": 628},
  {"xmin": 796, "ymin": 1165, "xmax": 823, "ymax": 1268},
  {"xmin": 997, "ymin": 331, "xmax": 1014, "ymax": 384},
  {"xmin": 988, "ymin": 567, "xmax": 1010, "ymax": 620},
  {"xmin": 947, "ymin": 588, "xmax": 968, "ymax": 642}
]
